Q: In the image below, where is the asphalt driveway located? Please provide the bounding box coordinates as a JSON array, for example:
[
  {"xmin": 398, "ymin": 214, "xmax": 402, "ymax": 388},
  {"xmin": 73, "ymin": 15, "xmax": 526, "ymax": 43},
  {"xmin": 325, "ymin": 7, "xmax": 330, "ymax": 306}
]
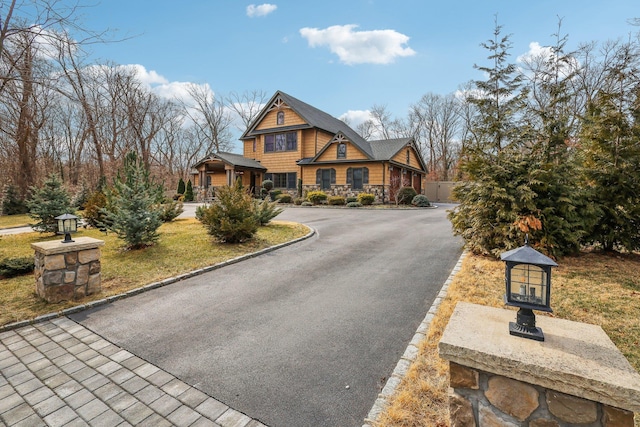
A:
[{"xmin": 71, "ymin": 206, "xmax": 463, "ymax": 427}]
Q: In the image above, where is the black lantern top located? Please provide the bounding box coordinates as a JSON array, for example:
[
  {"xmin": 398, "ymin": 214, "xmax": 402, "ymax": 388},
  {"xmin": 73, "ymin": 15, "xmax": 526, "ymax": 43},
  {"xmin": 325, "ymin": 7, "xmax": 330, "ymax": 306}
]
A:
[
  {"xmin": 501, "ymin": 240, "xmax": 557, "ymax": 313},
  {"xmin": 55, "ymin": 213, "xmax": 78, "ymax": 243}
]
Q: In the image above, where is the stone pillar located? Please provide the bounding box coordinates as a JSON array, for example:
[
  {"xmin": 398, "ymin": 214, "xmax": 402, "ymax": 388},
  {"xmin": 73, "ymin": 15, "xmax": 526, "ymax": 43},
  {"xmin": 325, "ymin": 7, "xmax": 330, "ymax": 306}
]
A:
[
  {"xmin": 31, "ymin": 237, "xmax": 105, "ymax": 303},
  {"xmin": 439, "ymin": 302, "xmax": 640, "ymax": 427}
]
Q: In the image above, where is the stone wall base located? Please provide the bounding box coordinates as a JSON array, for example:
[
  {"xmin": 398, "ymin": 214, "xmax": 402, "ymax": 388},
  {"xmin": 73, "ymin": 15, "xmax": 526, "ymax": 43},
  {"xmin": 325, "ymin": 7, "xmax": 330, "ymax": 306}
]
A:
[
  {"xmin": 448, "ymin": 362, "xmax": 635, "ymax": 427},
  {"xmin": 32, "ymin": 237, "xmax": 105, "ymax": 303}
]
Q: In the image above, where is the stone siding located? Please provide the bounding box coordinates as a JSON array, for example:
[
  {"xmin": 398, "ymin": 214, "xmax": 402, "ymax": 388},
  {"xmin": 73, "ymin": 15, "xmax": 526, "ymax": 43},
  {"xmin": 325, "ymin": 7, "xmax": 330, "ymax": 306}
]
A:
[
  {"xmin": 448, "ymin": 363, "xmax": 634, "ymax": 427},
  {"xmin": 32, "ymin": 237, "xmax": 104, "ymax": 303}
]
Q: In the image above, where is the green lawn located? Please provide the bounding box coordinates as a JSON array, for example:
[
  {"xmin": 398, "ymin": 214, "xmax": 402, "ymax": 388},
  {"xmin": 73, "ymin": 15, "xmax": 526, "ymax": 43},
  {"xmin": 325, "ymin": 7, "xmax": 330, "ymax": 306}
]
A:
[{"xmin": 0, "ymin": 218, "xmax": 309, "ymax": 326}]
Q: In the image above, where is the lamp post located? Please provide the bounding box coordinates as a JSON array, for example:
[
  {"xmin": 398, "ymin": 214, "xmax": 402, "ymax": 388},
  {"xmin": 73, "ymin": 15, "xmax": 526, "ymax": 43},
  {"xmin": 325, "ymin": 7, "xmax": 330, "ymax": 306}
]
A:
[
  {"xmin": 55, "ymin": 213, "xmax": 78, "ymax": 243},
  {"xmin": 501, "ymin": 236, "xmax": 557, "ymax": 341}
]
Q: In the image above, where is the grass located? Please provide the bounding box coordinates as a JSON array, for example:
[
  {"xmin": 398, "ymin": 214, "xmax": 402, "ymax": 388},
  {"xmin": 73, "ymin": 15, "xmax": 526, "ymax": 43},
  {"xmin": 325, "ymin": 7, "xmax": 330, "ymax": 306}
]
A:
[
  {"xmin": 0, "ymin": 214, "xmax": 32, "ymax": 229},
  {"xmin": 376, "ymin": 251, "xmax": 640, "ymax": 427},
  {"xmin": 0, "ymin": 218, "xmax": 309, "ymax": 326}
]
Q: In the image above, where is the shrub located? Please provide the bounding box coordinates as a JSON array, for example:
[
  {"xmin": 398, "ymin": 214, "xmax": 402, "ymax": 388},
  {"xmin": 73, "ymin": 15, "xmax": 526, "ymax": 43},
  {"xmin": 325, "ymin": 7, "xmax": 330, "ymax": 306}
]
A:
[
  {"xmin": 357, "ymin": 193, "xmax": 375, "ymax": 206},
  {"xmin": 397, "ymin": 186, "xmax": 417, "ymax": 205},
  {"xmin": 177, "ymin": 178, "xmax": 186, "ymax": 195},
  {"xmin": 411, "ymin": 194, "xmax": 431, "ymax": 207},
  {"xmin": 103, "ymin": 152, "xmax": 163, "ymax": 249},
  {"xmin": 346, "ymin": 202, "xmax": 362, "ymax": 208},
  {"xmin": 260, "ymin": 188, "xmax": 268, "ymax": 199},
  {"xmin": 158, "ymin": 200, "xmax": 184, "ymax": 222},
  {"xmin": 184, "ymin": 179, "xmax": 194, "ymax": 202},
  {"xmin": 0, "ymin": 257, "xmax": 34, "ymax": 278},
  {"xmin": 294, "ymin": 197, "xmax": 304, "ymax": 205},
  {"xmin": 2, "ymin": 184, "xmax": 28, "ymax": 215},
  {"xmin": 346, "ymin": 196, "xmax": 358, "ymax": 204},
  {"xmin": 253, "ymin": 199, "xmax": 283, "ymax": 226},
  {"xmin": 269, "ymin": 189, "xmax": 282, "ymax": 201},
  {"xmin": 276, "ymin": 194, "xmax": 292, "ymax": 203},
  {"xmin": 328, "ymin": 196, "xmax": 345, "ymax": 206},
  {"xmin": 197, "ymin": 180, "xmax": 258, "ymax": 243},
  {"xmin": 27, "ymin": 174, "xmax": 73, "ymax": 234},
  {"xmin": 301, "ymin": 201, "xmax": 313, "ymax": 206},
  {"xmin": 307, "ymin": 190, "xmax": 328, "ymax": 205},
  {"xmin": 262, "ymin": 180, "xmax": 274, "ymax": 192},
  {"xmin": 82, "ymin": 191, "xmax": 108, "ymax": 229},
  {"xmin": 72, "ymin": 183, "xmax": 91, "ymax": 210}
]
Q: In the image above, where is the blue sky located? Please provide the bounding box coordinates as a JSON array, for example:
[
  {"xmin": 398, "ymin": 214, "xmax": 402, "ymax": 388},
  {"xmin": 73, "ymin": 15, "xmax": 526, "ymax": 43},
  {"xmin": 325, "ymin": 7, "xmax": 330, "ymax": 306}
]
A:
[{"xmin": 78, "ymin": 1, "xmax": 638, "ymax": 142}]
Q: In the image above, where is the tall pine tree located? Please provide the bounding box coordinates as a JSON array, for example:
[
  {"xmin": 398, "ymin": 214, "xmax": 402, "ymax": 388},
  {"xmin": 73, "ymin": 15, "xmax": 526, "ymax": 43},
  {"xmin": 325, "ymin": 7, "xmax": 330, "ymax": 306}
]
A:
[
  {"xmin": 104, "ymin": 152, "xmax": 163, "ymax": 249},
  {"xmin": 449, "ymin": 19, "xmax": 531, "ymax": 257},
  {"xmin": 27, "ymin": 174, "xmax": 73, "ymax": 233},
  {"xmin": 580, "ymin": 42, "xmax": 640, "ymax": 251}
]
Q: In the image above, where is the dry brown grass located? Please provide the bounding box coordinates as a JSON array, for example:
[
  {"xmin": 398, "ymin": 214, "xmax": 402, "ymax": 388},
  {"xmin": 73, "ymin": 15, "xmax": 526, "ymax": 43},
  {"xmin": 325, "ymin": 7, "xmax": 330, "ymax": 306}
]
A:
[
  {"xmin": 376, "ymin": 251, "xmax": 640, "ymax": 427},
  {"xmin": 0, "ymin": 218, "xmax": 309, "ymax": 326},
  {"xmin": 0, "ymin": 214, "xmax": 32, "ymax": 229}
]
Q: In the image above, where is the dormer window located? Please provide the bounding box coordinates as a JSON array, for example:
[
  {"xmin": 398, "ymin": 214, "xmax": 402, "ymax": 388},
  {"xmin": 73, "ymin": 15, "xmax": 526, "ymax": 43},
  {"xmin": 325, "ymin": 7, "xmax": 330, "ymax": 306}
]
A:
[
  {"xmin": 277, "ymin": 111, "xmax": 285, "ymax": 125},
  {"xmin": 337, "ymin": 143, "xmax": 346, "ymax": 159}
]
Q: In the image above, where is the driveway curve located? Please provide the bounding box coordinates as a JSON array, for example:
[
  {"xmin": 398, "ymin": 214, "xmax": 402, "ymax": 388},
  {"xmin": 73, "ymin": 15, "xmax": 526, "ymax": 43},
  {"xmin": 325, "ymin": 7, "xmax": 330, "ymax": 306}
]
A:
[{"xmin": 71, "ymin": 206, "xmax": 463, "ymax": 427}]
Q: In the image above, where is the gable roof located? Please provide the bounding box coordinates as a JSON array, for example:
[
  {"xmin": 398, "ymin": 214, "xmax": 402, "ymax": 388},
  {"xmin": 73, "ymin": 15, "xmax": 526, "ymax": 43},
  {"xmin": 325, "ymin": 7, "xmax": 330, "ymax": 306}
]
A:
[
  {"xmin": 370, "ymin": 138, "xmax": 428, "ymax": 171},
  {"xmin": 241, "ymin": 90, "xmax": 374, "ymax": 158},
  {"xmin": 193, "ymin": 152, "xmax": 266, "ymax": 170}
]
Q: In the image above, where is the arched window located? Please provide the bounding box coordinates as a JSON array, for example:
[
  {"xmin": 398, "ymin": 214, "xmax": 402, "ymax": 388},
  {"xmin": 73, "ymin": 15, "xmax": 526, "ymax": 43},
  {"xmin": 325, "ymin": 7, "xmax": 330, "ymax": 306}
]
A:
[{"xmin": 277, "ymin": 111, "xmax": 285, "ymax": 125}]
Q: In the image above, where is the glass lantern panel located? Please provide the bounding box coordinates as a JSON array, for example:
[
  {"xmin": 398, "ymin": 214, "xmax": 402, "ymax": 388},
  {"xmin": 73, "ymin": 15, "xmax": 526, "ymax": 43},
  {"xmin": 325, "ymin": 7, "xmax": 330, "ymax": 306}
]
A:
[{"xmin": 509, "ymin": 264, "xmax": 547, "ymax": 306}]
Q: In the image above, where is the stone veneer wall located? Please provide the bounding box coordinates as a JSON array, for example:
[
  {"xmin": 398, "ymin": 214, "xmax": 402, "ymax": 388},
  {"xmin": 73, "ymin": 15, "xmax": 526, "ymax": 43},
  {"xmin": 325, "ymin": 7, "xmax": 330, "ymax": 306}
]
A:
[
  {"xmin": 32, "ymin": 237, "xmax": 105, "ymax": 303},
  {"xmin": 302, "ymin": 184, "xmax": 387, "ymax": 203},
  {"xmin": 439, "ymin": 303, "xmax": 640, "ymax": 427},
  {"xmin": 448, "ymin": 362, "xmax": 634, "ymax": 427}
]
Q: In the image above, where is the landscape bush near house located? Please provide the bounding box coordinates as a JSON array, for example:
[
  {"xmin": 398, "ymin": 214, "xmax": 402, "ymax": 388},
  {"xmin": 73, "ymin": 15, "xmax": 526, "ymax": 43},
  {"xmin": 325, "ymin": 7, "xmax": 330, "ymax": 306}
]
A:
[
  {"xmin": 102, "ymin": 152, "xmax": 164, "ymax": 249},
  {"xmin": 184, "ymin": 179, "xmax": 194, "ymax": 202},
  {"xmin": 357, "ymin": 193, "xmax": 375, "ymax": 206},
  {"xmin": 293, "ymin": 197, "xmax": 304, "ymax": 205},
  {"xmin": 328, "ymin": 195, "xmax": 346, "ymax": 206},
  {"xmin": 411, "ymin": 194, "xmax": 431, "ymax": 207},
  {"xmin": 269, "ymin": 189, "xmax": 282, "ymax": 201},
  {"xmin": 276, "ymin": 194, "xmax": 292, "ymax": 204},
  {"xmin": 307, "ymin": 190, "xmax": 328, "ymax": 205},
  {"xmin": 346, "ymin": 196, "xmax": 358, "ymax": 204},
  {"xmin": 253, "ymin": 199, "xmax": 283, "ymax": 226},
  {"xmin": 197, "ymin": 179, "xmax": 259, "ymax": 243},
  {"xmin": 396, "ymin": 186, "xmax": 417, "ymax": 205},
  {"xmin": 27, "ymin": 174, "xmax": 73, "ymax": 234},
  {"xmin": 346, "ymin": 202, "xmax": 362, "ymax": 208}
]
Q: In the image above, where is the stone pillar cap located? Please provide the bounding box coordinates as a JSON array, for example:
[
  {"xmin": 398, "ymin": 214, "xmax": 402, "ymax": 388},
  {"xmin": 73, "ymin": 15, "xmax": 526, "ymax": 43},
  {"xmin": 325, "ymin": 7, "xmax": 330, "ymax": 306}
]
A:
[
  {"xmin": 438, "ymin": 302, "xmax": 640, "ymax": 413},
  {"xmin": 31, "ymin": 236, "xmax": 105, "ymax": 255}
]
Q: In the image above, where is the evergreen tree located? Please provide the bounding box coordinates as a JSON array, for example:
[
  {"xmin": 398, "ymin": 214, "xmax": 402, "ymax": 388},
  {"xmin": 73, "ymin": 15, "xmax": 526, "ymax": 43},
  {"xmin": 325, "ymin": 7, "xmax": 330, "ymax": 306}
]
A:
[
  {"xmin": 449, "ymin": 20, "xmax": 531, "ymax": 257},
  {"xmin": 177, "ymin": 178, "xmax": 185, "ymax": 195},
  {"xmin": 27, "ymin": 174, "xmax": 73, "ymax": 233},
  {"xmin": 518, "ymin": 23, "xmax": 587, "ymax": 255},
  {"xmin": 2, "ymin": 184, "xmax": 28, "ymax": 215},
  {"xmin": 197, "ymin": 178, "xmax": 258, "ymax": 243},
  {"xmin": 104, "ymin": 152, "xmax": 163, "ymax": 249},
  {"xmin": 184, "ymin": 179, "xmax": 194, "ymax": 202},
  {"xmin": 580, "ymin": 50, "xmax": 640, "ymax": 251}
]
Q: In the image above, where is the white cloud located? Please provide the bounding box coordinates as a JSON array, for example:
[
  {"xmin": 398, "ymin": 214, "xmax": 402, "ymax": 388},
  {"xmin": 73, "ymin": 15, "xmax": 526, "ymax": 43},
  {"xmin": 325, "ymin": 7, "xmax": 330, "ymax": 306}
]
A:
[
  {"xmin": 246, "ymin": 3, "xmax": 277, "ymax": 18},
  {"xmin": 517, "ymin": 41, "xmax": 580, "ymax": 80},
  {"xmin": 121, "ymin": 64, "xmax": 169, "ymax": 86},
  {"xmin": 517, "ymin": 42, "xmax": 552, "ymax": 64},
  {"xmin": 299, "ymin": 24, "xmax": 416, "ymax": 65},
  {"xmin": 339, "ymin": 109, "xmax": 372, "ymax": 128}
]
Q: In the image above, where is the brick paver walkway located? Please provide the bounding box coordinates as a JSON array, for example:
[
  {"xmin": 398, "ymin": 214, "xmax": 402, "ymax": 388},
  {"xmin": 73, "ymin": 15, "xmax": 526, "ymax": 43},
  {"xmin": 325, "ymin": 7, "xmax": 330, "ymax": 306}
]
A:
[{"xmin": 0, "ymin": 317, "xmax": 266, "ymax": 427}]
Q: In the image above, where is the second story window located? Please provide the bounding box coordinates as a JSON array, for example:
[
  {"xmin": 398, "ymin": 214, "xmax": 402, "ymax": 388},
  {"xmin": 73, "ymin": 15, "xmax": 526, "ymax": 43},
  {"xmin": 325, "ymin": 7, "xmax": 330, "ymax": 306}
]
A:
[
  {"xmin": 337, "ymin": 143, "xmax": 346, "ymax": 159},
  {"xmin": 264, "ymin": 132, "xmax": 297, "ymax": 153},
  {"xmin": 277, "ymin": 111, "xmax": 285, "ymax": 125},
  {"xmin": 406, "ymin": 149, "xmax": 410, "ymax": 164}
]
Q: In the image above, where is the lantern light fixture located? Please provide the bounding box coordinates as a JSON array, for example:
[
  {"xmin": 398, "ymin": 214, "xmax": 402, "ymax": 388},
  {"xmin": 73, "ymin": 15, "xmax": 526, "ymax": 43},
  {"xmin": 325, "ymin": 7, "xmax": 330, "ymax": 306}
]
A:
[
  {"xmin": 501, "ymin": 235, "xmax": 557, "ymax": 341},
  {"xmin": 55, "ymin": 213, "xmax": 79, "ymax": 244}
]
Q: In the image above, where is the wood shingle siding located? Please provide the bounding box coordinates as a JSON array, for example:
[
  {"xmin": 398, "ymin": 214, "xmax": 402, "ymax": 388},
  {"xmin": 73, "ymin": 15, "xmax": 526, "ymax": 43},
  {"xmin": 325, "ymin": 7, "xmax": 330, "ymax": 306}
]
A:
[{"xmin": 256, "ymin": 109, "xmax": 306, "ymax": 130}]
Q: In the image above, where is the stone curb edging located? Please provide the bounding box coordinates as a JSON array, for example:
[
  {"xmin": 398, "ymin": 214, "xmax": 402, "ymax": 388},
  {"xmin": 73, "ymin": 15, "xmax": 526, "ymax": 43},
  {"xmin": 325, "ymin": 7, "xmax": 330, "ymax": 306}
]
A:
[
  {"xmin": 0, "ymin": 225, "xmax": 316, "ymax": 333},
  {"xmin": 362, "ymin": 250, "xmax": 468, "ymax": 427}
]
